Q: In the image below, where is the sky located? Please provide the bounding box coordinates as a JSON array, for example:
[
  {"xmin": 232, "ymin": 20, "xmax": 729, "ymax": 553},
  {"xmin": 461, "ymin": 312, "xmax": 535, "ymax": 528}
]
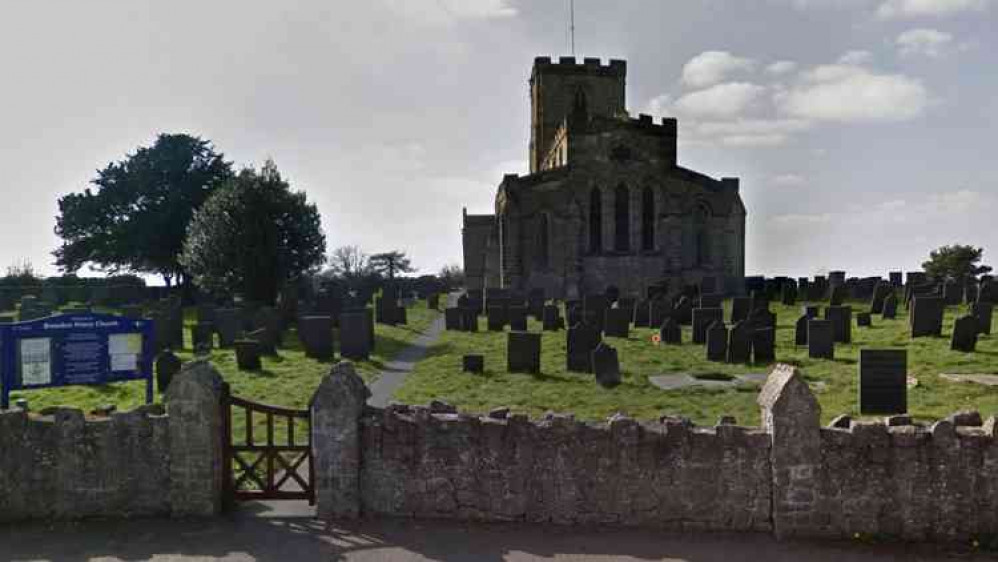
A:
[{"xmin": 1, "ymin": 0, "xmax": 996, "ymax": 281}]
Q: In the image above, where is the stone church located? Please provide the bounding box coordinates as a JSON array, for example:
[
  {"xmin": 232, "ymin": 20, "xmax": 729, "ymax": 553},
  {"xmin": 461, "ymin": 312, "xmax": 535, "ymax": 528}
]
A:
[{"xmin": 462, "ymin": 56, "xmax": 746, "ymax": 299}]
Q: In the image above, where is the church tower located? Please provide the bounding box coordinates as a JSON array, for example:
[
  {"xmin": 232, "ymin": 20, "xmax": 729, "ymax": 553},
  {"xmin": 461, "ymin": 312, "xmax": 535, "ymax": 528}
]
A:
[{"xmin": 528, "ymin": 56, "xmax": 627, "ymax": 173}]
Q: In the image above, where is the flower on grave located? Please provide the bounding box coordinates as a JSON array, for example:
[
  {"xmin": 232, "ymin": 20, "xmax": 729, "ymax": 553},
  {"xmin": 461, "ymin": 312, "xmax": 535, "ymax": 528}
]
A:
[{"xmin": 652, "ymin": 334, "xmax": 661, "ymax": 345}]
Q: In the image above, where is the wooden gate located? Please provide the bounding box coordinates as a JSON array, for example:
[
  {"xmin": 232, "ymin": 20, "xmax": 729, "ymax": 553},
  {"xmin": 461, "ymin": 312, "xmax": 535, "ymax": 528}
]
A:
[{"xmin": 221, "ymin": 384, "xmax": 315, "ymax": 504}]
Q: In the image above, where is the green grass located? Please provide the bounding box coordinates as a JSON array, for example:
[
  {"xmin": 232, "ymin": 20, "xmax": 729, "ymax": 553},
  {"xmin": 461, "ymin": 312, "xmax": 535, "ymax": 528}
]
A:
[
  {"xmin": 8, "ymin": 303, "xmax": 442, "ymax": 415},
  {"xmin": 394, "ymin": 299, "xmax": 998, "ymax": 426}
]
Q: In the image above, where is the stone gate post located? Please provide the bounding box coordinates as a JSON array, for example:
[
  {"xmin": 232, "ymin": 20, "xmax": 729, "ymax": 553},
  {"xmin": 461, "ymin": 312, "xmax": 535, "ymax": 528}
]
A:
[{"xmin": 311, "ymin": 362, "xmax": 370, "ymax": 519}]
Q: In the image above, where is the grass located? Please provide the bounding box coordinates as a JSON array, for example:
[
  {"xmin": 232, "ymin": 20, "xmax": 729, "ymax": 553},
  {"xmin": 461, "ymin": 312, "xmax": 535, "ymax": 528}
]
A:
[
  {"xmin": 393, "ymin": 298, "xmax": 998, "ymax": 426},
  {"xmin": 8, "ymin": 302, "xmax": 442, "ymax": 415}
]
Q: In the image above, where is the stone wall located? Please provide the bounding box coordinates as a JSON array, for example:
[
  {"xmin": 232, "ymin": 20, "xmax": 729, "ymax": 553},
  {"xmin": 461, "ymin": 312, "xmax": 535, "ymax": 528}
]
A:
[
  {"xmin": 0, "ymin": 361, "xmax": 224, "ymax": 522},
  {"xmin": 313, "ymin": 362, "xmax": 998, "ymax": 542}
]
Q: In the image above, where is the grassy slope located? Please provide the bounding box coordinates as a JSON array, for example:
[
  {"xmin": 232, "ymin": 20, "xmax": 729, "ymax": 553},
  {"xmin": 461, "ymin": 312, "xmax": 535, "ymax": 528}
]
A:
[
  {"xmin": 394, "ymin": 299, "xmax": 998, "ymax": 426},
  {"xmin": 9, "ymin": 303, "xmax": 442, "ymax": 414}
]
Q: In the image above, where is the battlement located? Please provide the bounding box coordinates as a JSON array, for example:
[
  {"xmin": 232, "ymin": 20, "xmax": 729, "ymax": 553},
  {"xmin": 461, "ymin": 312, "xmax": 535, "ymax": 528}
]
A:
[
  {"xmin": 627, "ymin": 114, "xmax": 678, "ymax": 136},
  {"xmin": 531, "ymin": 56, "xmax": 626, "ymax": 78}
]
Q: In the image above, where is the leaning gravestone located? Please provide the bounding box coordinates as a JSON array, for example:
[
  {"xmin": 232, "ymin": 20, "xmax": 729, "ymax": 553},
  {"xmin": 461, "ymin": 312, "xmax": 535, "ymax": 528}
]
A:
[
  {"xmin": 299, "ymin": 316, "xmax": 334, "ymax": 360},
  {"xmin": 603, "ymin": 308, "xmax": 631, "ymax": 338},
  {"xmin": 445, "ymin": 308, "xmax": 461, "ymax": 331},
  {"xmin": 706, "ymin": 322, "xmax": 728, "ymax": 362},
  {"xmin": 566, "ymin": 322, "xmax": 601, "ymax": 373},
  {"xmin": 910, "ymin": 296, "xmax": 944, "ymax": 338},
  {"xmin": 795, "ymin": 315, "xmax": 808, "ymax": 346},
  {"xmin": 808, "ymin": 319, "xmax": 834, "ymax": 360},
  {"xmin": 692, "ymin": 308, "xmax": 724, "ymax": 344},
  {"xmin": 659, "ymin": 318, "xmax": 682, "ymax": 345},
  {"xmin": 882, "ymin": 293, "xmax": 898, "ymax": 320},
  {"xmin": 726, "ymin": 321, "xmax": 751, "ymax": 364},
  {"xmin": 829, "ymin": 285, "xmax": 847, "ymax": 306},
  {"xmin": 463, "ymin": 354, "xmax": 484, "ymax": 374},
  {"xmin": 507, "ymin": 331, "xmax": 541, "ymax": 374},
  {"xmin": 971, "ymin": 302, "xmax": 993, "ymax": 335},
  {"xmin": 508, "ymin": 306, "xmax": 529, "ymax": 332},
  {"xmin": 340, "ymin": 311, "xmax": 372, "ymax": 360},
  {"xmin": 752, "ymin": 328, "xmax": 775, "ymax": 364},
  {"xmin": 859, "ymin": 349, "xmax": 907, "ymax": 414},
  {"xmin": 214, "ymin": 308, "xmax": 241, "ymax": 348},
  {"xmin": 155, "ymin": 350, "xmax": 183, "ymax": 394},
  {"xmin": 591, "ymin": 343, "xmax": 621, "ymax": 388},
  {"xmin": 542, "ymin": 305, "xmax": 562, "ymax": 331},
  {"xmin": 951, "ymin": 315, "xmax": 979, "ymax": 352},
  {"xmin": 234, "ymin": 340, "xmax": 262, "ymax": 371},
  {"xmin": 825, "ymin": 305, "xmax": 852, "ymax": 344}
]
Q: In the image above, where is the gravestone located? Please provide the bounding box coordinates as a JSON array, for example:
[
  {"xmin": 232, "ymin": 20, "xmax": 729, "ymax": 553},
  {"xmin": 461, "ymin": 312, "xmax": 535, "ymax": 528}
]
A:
[
  {"xmin": 825, "ymin": 306, "xmax": 852, "ymax": 344},
  {"xmin": 730, "ymin": 297, "xmax": 751, "ymax": 323},
  {"xmin": 829, "ymin": 286, "xmax": 847, "ymax": 306},
  {"xmin": 795, "ymin": 315, "xmax": 808, "ymax": 346},
  {"xmin": 781, "ymin": 284, "xmax": 797, "ymax": 306},
  {"xmin": 692, "ymin": 308, "xmax": 724, "ymax": 344},
  {"xmin": 507, "ymin": 332, "xmax": 541, "ymax": 374},
  {"xmin": 889, "ymin": 271, "xmax": 903, "ymax": 287},
  {"xmin": 566, "ymin": 304, "xmax": 582, "ymax": 329},
  {"xmin": 445, "ymin": 308, "xmax": 462, "ymax": 331},
  {"xmin": 971, "ymin": 302, "xmax": 993, "ymax": 335},
  {"xmin": 487, "ymin": 306, "xmax": 507, "ymax": 331},
  {"xmin": 214, "ymin": 308, "xmax": 241, "ymax": 348},
  {"xmin": 808, "ymin": 319, "xmax": 834, "ymax": 360},
  {"xmin": 706, "ymin": 322, "xmax": 728, "ymax": 362},
  {"xmin": 882, "ymin": 293, "xmax": 898, "ymax": 320},
  {"xmin": 859, "ymin": 349, "xmax": 907, "ymax": 414},
  {"xmin": 591, "ymin": 343, "xmax": 621, "ymax": 388},
  {"xmin": 615, "ymin": 298, "xmax": 636, "ymax": 321},
  {"xmin": 943, "ymin": 281, "xmax": 961, "ymax": 306},
  {"xmin": 726, "ymin": 321, "xmax": 751, "ymax": 364},
  {"xmin": 659, "ymin": 318, "xmax": 681, "ymax": 345},
  {"xmin": 566, "ymin": 322, "xmax": 601, "ymax": 373},
  {"xmin": 191, "ymin": 322, "xmax": 214, "ymax": 355},
  {"xmin": 234, "ymin": 340, "xmax": 262, "ymax": 371},
  {"xmin": 542, "ymin": 305, "xmax": 562, "ymax": 331},
  {"xmin": 752, "ymin": 328, "xmax": 775, "ymax": 363},
  {"xmin": 633, "ymin": 300, "xmax": 650, "ymax": 327},
  {"xmin": 951, "ymin": 315, "xmax": 979, "ymax": 352},
  {"xmin": 748, "ymin": 308, "xmax": 776, "ymax": 331},
  {"xmin": 750, "ymin": 290, "xmax": 769, "ymax": 312},
  {"xmin": 910, "ymin": 296, "xmax": 944, "ymax": 338},
  {"xmin": 463, "ymin": 354, "xmax": 484, "ymax": 374},
  {"xmin": 508, "ymin": 306, "xmax": 529, "ymax": 332},
  {"xmin": 299, "ymin": 315, "xmax": 334, "ymax": 360},
  {"xmin": 803, "ymin": 305, "xmax": 820, "ymax": 319},
  {"xmin": 871, "ymin": 283, "xmax": 892, "ymax": 314},
  {"xmin": 856, "ymin": 312, "xmax": 872, "ymax": 327},
  {"xmin": 248, "ymin": 328, "xmax": 277, "ymax": 356},
  {"xmin": 461, "ymin": 307, "xmax": 479, "ymax": 332},
  {"xmin": 155, "ymin": 350, "xmax": 182, "ymax": 393},
  {"xmin": 604, "ymin": 308, "xmax": 631, "ymax": 338},
  {"xmin": 340, "ymin": 311, "xmax": 372, "ymax": 360}
]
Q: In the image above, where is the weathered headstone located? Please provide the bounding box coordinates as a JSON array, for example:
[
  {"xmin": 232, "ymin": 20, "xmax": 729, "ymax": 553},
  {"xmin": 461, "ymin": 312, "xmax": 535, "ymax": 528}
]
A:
[
  {"xmin": 808, "ymin": 319, "xmax": 834, "ymax": 359},
  {"xmin": 706, "ymin": 322, "xmax": 728, "ymax": 362},
  {"xmin": 882, "ymin": 293, "xmax": 898, "ymax": 320},
  {"xmin": 673, "ymin": 296, "xmax": 693, "ymax": 326},
  {"xmin": 248, "ymin": 328, "xmax": 277, "ymax": 355},
  {"xmin": 692, "ymin": 308, "xmax": 724, "ymax": 344},
  {"xmin": 829, "ymin": 285, "xmax": 847, "ymax": 306},
  {"xmin": 566, "ymin": 322, "xmax": 601, "ymax": 373},
  {"xmin": 633, "ymin": 300, "xmax": 650, "ymax": 327},
  {"xmin": 340, "ymin": 311, "xmax": 371, "ymax": 360},
  {"xmin": 591, "ymin": 343, "xmax": 620, "ymax": 388},
  {"xmin": 794, "ymin": 315, "xmax": 808, "ymax": 346},
  {"xmin": 752, "ymin": 328, "xmax": 775, "ymax": 364},
  {"xmin": 191, "ymin": 322, "xmax": 214, "ymax": 355},
  {"xmin": 604, "ymin": 308, "xmax": 631, "ymax": 338},
  {"xmin": 507, "ymin": 331, "xmax": 541, "ymax": 374},
  {"xmin": 971, "ymin": 302, "xmax": 993, "ymax": 335},
  {"xmin": 726, "ymin": 321, "xmax": 751, "ymax": 364},
  {"xmin": 462, "ymin": 354, "xmax": 484, "ymax": 373},
  {"xmin": 748, "ymin": 308, "xmax": 776, "ymax": 331},
  {"xmin": 542, "ymin": 305, "xmax": 562, "ymax": 331},
  {"xmin": 461, "ymin": 307, "xmax": 479, "ymax": 332},
  {"xmin": 859, "ymin": 349, "xmax": 907, "ymax": 414},
  {"xmin": 299, "ymin": 315, "xmax": 334, "ymax": 360},
  {"xmin": 508, "ymin": 306, "xmax": 529, "ymax": 332},
  {"xmin": 910, "ymin": 296, "xmax": 944, "ymax": 338},
  {"xmin": 951, "ymin": 315, "xmax": 979, "ymax": 352},
  {"xmin": 889, "ymin": 271, "xmax": 903, "ymax": 287},
  {"xmin": 487, "ymin": 306, "xmax": 507, "ymax": 331},
  {"xmin": 659, "ymin": 318, "xmax": 681, "ymax": 345},
  {"xmin": 445, "ymin": 307, "xmax": 462, "ymax": 331},
  {"xmin": 234, "ymin": 340, "xmax": 262, "ymax": 370},
  {"xmin": 943, "ymin": 281, "xmax": 962, "ymax": 306},
  {"xmin": 825, "ymin": 305, "xmax": 852, "ymax": 344},
  {"xmin": 155, "ymin": 350, "xmax": 182, "ymax": 393},
  {"xmin": 781, "ymin": 284, "xmax": 797, "ymax": 306},
  {"xmin": 730, "ymin": 297, "xmax": 751, "ymax": 323}
]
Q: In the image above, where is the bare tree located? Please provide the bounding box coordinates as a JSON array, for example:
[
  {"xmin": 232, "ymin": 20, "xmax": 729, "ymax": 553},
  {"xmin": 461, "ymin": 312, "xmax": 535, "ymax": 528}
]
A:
[{"xmin": 326, "ymin": 245, "xmax": 371, "ymax": 280}]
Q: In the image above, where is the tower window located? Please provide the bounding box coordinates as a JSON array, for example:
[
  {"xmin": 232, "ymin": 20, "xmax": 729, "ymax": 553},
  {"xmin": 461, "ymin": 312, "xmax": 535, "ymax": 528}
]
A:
[
  {"xmin": 614, "ymin": 184, "xmax": 630, "ymax": 252},
  {"xmin": 589, "ymin": 187, "xmax": 602, "ymax": 253},
  {"xmin": 641, "ymin": 186, "xmax": 655, "ymax": 251}
]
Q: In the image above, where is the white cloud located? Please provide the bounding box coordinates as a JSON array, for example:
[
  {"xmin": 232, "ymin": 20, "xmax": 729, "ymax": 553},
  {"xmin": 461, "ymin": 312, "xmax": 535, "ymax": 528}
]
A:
[
  {"xmin": 896, "ymin": 28, "xmax": 954, "ymax": 56},
  {"xmin": 689, "ymin": 118, "xmax": 813, "ymax": 147},
  {"xmin": 876, "ymin": 0, "xmax": 989, "ymax": 18},
  {"xmin": 673, "ymin": 82, "xmax": 767, "ymax": 118},
  {"xmin": 681, "ymin": 51, "xmax": 756, "ymax": 88},
  {"xmin": 766, "ymin": 60, "xmax": 798, "ymax": 75},
  {"xmin": 838, "ymin": 50, "xmax": 874, "ymax": 65},
  {"xmin": 772, "ymin": 174, "xmax": 808, "ymax": 187},
  {"xmin": 645, "ymin": 94, "xmax": 673, "ymax": 117},
  {"xmin": 776, "ymin": 63, "xmax": 929, "ymax": 122},
  {"xmin": 384, "ymin": 0, "xmax": 517, "ymax": 25}
]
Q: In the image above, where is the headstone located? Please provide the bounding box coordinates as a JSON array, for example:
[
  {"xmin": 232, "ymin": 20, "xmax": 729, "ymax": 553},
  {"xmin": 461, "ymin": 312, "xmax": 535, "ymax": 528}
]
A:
[
  {"xmin": 155, "ymin": 350, "xmax": 182, "ymax": 393},
  {"xmin": 445, "ymin": 307, "xmax": 462, "ymax": 331},
  {"xmin": 795, "ymin": 315, "xmax": 808, "ymax": 346},
  {"xmin": 910, "ymin": 296, "xmax": 944, "ymax": 338},
  {"xmin": 726, "ymin": 321, "xmax": 751, "ymax": 364},
  {"xmin": 673, "ymin": 296, "xmax": 693, "ymax": 326},
  {"xmin": 508, "ymin": 306, "xmax": 529, "ymax": 332},
  {"xmin": 248, "ymin": 328, "xmax": 277, "ymax": 355},
  {"xmin": 781, "ymin": 284, "xmax": 797, "ymax": 306},
  {"xmin": 214, "ymin": 308, "xmax": 241, "ymax": 347},
  {"xmin": 234, "ymin": 340, "xmax": 262, "ymax": 371},
  {"xmin": 706, "ymin": 322, "xmax": 728, "ymax": 362},
  {"xmin": 649, "ymin": 300, "xmax": 670, "ymax": 328},
  {"xmin": 882, "ymin": 293, "xmax": 898, "ymax": 320},
  {"xmin": 591, "ymin": 343, "xmax": 621, "ymax": 388},
  {"xmin": 191, "ymin": 322, "xmax": 214, "ymax": 355},
  {"xmin": 859, "ymin": 349, "xmax": 907, "ymax": 414},
  {"xmin": 692, "ymin": 308, "xmax": 724, "ymax": 344},
  {"xmin": 566, "ymin": 322, "xmax": 601, "ymax": 373},
  {"xmin": 829, "ymin": 285, "xmax": 847, "ymax": 306},
  {"xmin": 871, "ymin": 283, "xmax": 892, "ymax": 314},
  {"xmin": 808, "ymin": 319, "xmax": 834, "ymax": 359},
  {"xmin": 803, "ymin": 305, "xmax": 820, "ymax": 319},
  {"xmin": 542, "ymin": 305, "xmax": 562, "ymax": 331},
  {"xmin": 825, "ymin": 305, "xmax": 852, "ymax": 344},
  {"xmin": 487, "ymin": 306, "xmax": 507, "ymax": 331},
  {"xmin": 748, "ymin": 308, "xmax": 776, "ymax": 331},
  {"xmin": 659, "ymin": 318, "xmax": 681, "ymax": 345},
  {"xmin": 340, "ymin": 311, "xmax": 372, "ymax": 360},
  {"xmin": 461, "ymin": 307, "xmax": 479, "ymax": 332},
  {"xmin": 889, "ymin": 272, "xmax": 903, "ymax": 287},
  {"xmin": 299, "ymin": 315, "xmax": 334, "ymax": 360},
  {"xmin": 752, "ymin": 328, "xmax": 775, "ymax": 364},
  {"xmin": 972, "ymin": 302, "xmax": 993, "ymax": 335},
  {"xmin": 463, "ymin": 354, "xmax": 484, "ymax": 374},
  {"xmin": 507, "ymin": 331, "xmax": 541, "ymax": 374},
  {"xmin": 604, "ymin": 308, "xmax": 631, "ymax": 338},
  {"xmin": 730, "ymin": 297, "xmax": 751, "ymax": 323},
  {"xmin": 943, "ymin": 281, "xmax": 961, "ymax": 306},
  {"xmin": 951, "ymin": 315, "xmax": 979, "ymax": 352},
  {"xmin": 750, "ymin": 290, "xmax": 769, "ymax": 312},
  {"xmin": 857, "ymin": 312, "xmax": 872, "ymax": 327},
  {"xmin": 633, "ymin": 300, "xmax": 650, "ymax": 327}
]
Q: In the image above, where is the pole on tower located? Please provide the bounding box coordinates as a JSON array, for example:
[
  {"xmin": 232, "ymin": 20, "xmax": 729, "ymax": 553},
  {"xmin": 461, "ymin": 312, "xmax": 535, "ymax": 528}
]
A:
[{"xmin": 570, "ymin": 0, "xmax": 576, "ymax": 56}]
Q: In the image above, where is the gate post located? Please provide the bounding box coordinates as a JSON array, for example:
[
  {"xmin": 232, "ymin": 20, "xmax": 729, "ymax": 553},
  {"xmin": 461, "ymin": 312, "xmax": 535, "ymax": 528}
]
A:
[
  {"xmin": 311, "ymin": 362, "xmax": 370, "ymax": 519},
  {"xmin": 166, "ymin": 360, "xmax": 225, "ymax": 517}
]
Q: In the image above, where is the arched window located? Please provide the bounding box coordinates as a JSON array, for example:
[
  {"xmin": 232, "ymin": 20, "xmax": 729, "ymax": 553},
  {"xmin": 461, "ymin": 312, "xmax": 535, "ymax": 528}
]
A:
[
  {"xmin": 538, "ymin": 213, "xmax": 550, "ymax": 268},
  {"xmin": 641, "ymin": 186, "xmax": 655, "ymax": 251},
  {"xmin": 589, "ymin": 187, "xmax": 602, "ymax": 253},
  {"xmin": 614, "ymin": 184, "xmax": 630, "ymax": 252},
  {"xmin": 694, "ymin": 204, "xmax": 711, "ymax": 266}
]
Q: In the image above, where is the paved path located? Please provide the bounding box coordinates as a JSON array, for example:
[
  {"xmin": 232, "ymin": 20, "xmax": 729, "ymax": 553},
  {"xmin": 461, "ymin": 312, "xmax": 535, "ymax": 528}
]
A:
[
  {"xmin": 0, "ymin": 512, "xmax": 985, "ymax": 562},
  {"xmin": 366, "ymin": 293, "xmax": 457, "ymax": 408}
]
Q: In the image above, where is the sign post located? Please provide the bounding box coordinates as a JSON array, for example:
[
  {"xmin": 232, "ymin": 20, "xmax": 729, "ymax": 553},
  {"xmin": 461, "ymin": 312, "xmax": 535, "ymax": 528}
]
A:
[{"xmin": 0, "ymin": 313, "xmax": 155, "ymax": 409}]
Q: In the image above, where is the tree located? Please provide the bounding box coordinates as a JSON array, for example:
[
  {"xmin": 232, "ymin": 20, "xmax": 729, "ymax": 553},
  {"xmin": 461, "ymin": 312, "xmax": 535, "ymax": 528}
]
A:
[
  {"xmin": 369, "ymin": 251, "xmax": 415, "ymax": 280},
  {"xmin": 53, "ymin": 134, "xmax": 233, "ymax": 286},
  {"xmin": 179, "ymin": 160, "xmax": 327, "ymax": 304},
  {"xmin": 922, "ymin": 245, "xmax": 992, "ymax": 283},
  {"xmin": 326, "ymin": 245, "xmax": 371, "ymax": 281},
  {"xmin": 439, "ymin": 263, "xmax": 464, "ymax": 290}
]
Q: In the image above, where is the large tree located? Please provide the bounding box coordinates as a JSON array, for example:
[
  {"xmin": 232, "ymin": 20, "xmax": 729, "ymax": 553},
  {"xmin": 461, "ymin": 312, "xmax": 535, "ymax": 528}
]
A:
[
  {"xmin": 53, "ymin": 133, "xmax": 233, "ymax": 285},
  {"xmin": 325, "ymin": 245, "xmax": 372, "ymax": 281},
  {"xmin": 369, "ymin": 251, "xmax": 415, "ymax": 280},
  {"xmin": 179, "ymin": 160, "xmax": 326, "ymax": 304},
  {"xmin": 922, "ymin": 245, "xmax": 992, "ymax": 283}
]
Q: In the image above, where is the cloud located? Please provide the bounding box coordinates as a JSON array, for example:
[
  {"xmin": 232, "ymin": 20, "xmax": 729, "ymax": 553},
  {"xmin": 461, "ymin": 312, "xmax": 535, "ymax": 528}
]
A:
[
  {"xmin": 383, "ymin": 0, "xmax": 517, "ymax": 25},
  {"xmin": 772, "ymin": 174, "xmax": 808, "ymax": 187},
  {"xmin": 687, "ymin": 118, "xmax": 813, "ymax": 147},
  {"xmin": 681, "ymin": 51, "xmax": 756, "ymax": 88},
  {"xmin": 776, "ymin": 61, "xmax": 929, "ymax": 122},
  {"xmin": 896, "ymin": 28, "xmax": 954, "ymax": 56},
  {"xmin": 876, "ymin": 0, "xmax": 989, "ymax": 18},
  {"xmin": 766, "ymin": 60, "xmax": 798, "ymax": 75},
  {"xmin": 838, "ymin": 50, "xmax": 874, "ymax": 65},
  {"xmin": 673, "ymin": 82, "xmax": 768, "ymax": 118}
]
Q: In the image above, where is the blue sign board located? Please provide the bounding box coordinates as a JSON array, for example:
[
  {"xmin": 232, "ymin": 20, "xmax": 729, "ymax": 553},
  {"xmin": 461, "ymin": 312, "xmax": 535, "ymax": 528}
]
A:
[{"xmin": 0, "ymin": 313, "xmax": 155, "ymax": 409}]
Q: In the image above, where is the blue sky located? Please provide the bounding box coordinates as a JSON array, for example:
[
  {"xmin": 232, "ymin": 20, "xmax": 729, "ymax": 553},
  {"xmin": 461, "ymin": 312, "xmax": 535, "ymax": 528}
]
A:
[{"xmin": 1, "ymin": 0, "xmax": 995, "ymax": 279}]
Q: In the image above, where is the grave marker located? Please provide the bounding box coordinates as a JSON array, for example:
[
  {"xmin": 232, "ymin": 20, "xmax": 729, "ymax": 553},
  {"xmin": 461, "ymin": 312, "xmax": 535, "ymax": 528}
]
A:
[
  {"xmin": 808, "ymin": 319, "xmax": 834, "ymax": 360},
  {"xmin": 592, "ymin": 343, "xmax": 620, "ymax": 388},
  {"xmin": 706, "ymin": 322, "xmax": 728, "ymax": 362},
  {"xmin": 507, "ymin": 332, "xmax": 541, "ymax": 374},
  {"xmin": 951, "ymin": 315, "xmax": 979, "ymax": 352},
  {"xmin": 859, "ymin": 350, "xmax": 907, "ymax": 414},
  {"xmin": 726, "ymin": 321, "xmax": 751, "ymax": 364},
  {"xmin": 692, "ymin": 308, "xmax": 724, "ymax": 344}
]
